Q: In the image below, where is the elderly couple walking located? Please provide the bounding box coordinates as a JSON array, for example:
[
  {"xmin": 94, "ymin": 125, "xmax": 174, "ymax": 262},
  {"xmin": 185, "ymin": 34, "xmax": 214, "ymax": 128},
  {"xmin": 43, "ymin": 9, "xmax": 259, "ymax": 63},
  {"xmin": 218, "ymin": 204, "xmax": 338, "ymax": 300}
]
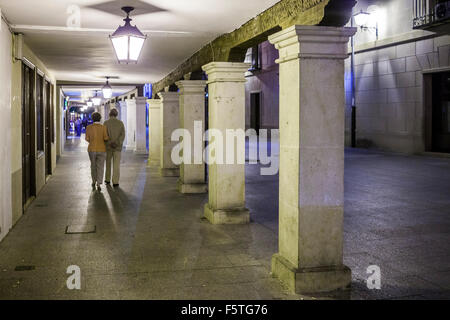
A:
[{"xmin": 85, "ymin": 109, "xmax": 126, "ymax": 191}]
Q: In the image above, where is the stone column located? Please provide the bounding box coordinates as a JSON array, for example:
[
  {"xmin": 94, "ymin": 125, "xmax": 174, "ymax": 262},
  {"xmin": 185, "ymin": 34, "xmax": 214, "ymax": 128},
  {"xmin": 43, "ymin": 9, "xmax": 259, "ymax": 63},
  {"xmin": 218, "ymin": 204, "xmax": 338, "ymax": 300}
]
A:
[
  {"xmin": 118, "ymin": 100, "xmax": 128, "ymax": 148},
  {"xmin": 104, "ymin": 102, "xmax": 110, "ymax": 121},
  {"xmin": 134, "ymin": 97, "xmax": 148, "ymax": 154},
  {"xmin": 158, "ymin": 92, "xmax": 180, "ymax": 177},
  {"xmin": 126, "ymin": 98, "xmax": 136, "ymax": 151},
  {"xmin": 147, "ymin": 99, "xmax": 161, "ymax": 166},
  {"xmin": 99, "ymin": 104, "xmax": 105, "ymax": 122},
  {"xmin": 201, "ymin": 62, "xmax": 250, "ymax": 224},
  {"xmin": 175, "ymin": 80, "xmax": 207, "ymax": 194},
  {"xmin": 268, "ymin": 26, "xmax": 356, "ymax": 293}
]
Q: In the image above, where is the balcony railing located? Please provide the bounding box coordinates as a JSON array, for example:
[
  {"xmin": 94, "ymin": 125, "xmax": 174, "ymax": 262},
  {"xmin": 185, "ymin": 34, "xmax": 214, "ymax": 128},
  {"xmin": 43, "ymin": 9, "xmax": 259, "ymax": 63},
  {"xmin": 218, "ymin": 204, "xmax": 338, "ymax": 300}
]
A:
[
  {"xmin": 412, "ymin": 0, "xmax": 450, "ymax": 29},
  {"xmin": 413, "ymin": 0, "xmax": 434, "ymax": 28},
  {"xmin": 413, "ymin": 0, "xmax": 450, "ymax": 29}
]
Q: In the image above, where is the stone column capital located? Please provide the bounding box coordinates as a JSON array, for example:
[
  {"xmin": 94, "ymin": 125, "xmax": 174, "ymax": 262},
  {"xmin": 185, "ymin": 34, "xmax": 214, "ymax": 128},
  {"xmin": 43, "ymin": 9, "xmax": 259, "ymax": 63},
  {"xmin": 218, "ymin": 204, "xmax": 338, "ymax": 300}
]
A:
[
  {"xmin": 175, "ymin": 80, "xmax": 207, "ymax": 94},
  {"xmin": 157, "ymin": 91, "xmax": 180, "ymax": 102},
  {"xmin": 125, "ymin": 99, "xmax": 136, "ymax": 107},
  {"xmin": 134, "ymin": 96, "xmax": 148, "ymax": 105},
  {"xmin": 268, "ymin": 25, "xmax": 356, "ymax": 63},
  {"xmin": 147, "ymin": 99, "xmax": 162, "ymax": 109},
  {"xmin": 202, "ymin": 62, "xmax": 250, "ymax": 84}
]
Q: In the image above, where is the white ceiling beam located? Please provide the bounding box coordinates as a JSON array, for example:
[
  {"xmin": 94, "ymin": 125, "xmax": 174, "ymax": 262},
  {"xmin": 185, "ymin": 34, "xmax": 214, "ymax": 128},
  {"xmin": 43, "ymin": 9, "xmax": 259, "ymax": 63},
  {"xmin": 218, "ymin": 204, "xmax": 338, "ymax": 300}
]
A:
[{"xmin": 11, "ymin": 24, "xmax": 196, "ymax": 37}]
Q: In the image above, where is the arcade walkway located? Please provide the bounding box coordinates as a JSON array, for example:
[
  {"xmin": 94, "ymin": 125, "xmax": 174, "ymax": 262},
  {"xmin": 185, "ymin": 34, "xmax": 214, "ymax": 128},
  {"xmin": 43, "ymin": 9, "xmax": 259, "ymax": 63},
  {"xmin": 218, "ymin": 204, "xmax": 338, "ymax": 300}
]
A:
[{"xmin": 0, "ymin": 140, "xmax": 449, "ymax": 300}]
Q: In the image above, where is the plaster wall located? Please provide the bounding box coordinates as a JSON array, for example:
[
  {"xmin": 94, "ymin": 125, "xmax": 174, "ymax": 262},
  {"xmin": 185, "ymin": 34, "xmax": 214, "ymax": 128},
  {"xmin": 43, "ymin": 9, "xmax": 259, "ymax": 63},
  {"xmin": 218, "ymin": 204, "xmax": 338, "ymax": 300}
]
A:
[{"xmin": 0, "ymin": 18, "xmax": 12, "ymax": 241}]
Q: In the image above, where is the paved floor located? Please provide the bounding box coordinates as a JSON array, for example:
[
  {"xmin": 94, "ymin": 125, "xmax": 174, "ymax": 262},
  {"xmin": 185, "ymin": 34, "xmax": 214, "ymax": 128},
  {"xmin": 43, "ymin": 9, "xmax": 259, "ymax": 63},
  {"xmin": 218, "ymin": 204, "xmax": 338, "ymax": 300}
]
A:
[{"xmin": 0, "ymin": 138, "xmax": 449, "ymax": 300}]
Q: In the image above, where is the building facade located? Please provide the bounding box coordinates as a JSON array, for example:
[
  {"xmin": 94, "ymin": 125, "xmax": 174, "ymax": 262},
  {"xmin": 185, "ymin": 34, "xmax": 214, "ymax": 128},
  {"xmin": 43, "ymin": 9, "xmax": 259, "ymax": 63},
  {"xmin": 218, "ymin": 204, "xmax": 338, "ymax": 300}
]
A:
[
  {"xmin": 244, "ymin": 42, "xmax": 280, "ymax": 131},
  {"xmin": 346, "ymin": 0, "xmax": 450, "ymax": 153},
  {"xmin": 244, "ymin": 0, "xmax": 450, "ymax": 155}
]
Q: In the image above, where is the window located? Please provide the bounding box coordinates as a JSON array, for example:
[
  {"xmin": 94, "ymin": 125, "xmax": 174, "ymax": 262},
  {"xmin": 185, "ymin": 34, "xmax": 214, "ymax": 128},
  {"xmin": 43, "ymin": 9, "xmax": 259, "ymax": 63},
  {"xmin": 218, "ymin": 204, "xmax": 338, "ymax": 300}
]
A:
[
  {"xmin": 244, "ymin": 45, "xmax": 261, "ymax": 71},
  {"xmin": 251, "ymin": 45, "xmax": 260, "ymax": 70}
]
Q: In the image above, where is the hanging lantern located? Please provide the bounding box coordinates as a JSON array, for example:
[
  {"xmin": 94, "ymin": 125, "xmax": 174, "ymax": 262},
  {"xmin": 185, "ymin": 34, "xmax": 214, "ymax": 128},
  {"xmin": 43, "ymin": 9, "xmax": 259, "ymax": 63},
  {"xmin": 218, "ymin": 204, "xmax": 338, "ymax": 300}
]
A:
[
  {"xmin": 92, "ymin": 90, "xmax": 102, "ymax": 106},
  {"xmin": 110, "ymin": 6, "xmax": 147, "ymax": 64},
  {"xmin": 102, "ymin": 77, "xmax": 113, "ymax": 99}
]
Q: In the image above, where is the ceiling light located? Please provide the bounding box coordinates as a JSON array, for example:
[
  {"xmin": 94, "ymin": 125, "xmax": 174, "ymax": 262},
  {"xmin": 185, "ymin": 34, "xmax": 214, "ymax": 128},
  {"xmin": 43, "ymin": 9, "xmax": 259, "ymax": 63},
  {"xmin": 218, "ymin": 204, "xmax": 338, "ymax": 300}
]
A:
[
  {"xmin": 92, "ymin": 90, "xmax": 102, "ymax": 106},
  {"xmin": 110, "ymin": 6, "xmax": 147, "ymax": 64},
  {"xmin": 102, "ymin": 77, "xmax": 113, "ymax": 99},
  {"xmin": 86, "ymin": 96, "xmax": 94, "ymax": 107}
]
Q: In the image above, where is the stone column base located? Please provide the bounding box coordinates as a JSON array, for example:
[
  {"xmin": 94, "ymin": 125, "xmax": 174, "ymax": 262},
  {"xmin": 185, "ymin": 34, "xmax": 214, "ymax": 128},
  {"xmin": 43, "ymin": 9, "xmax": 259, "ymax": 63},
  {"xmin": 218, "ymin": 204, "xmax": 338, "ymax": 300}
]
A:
[
  {"xmin": 204, "ymin": 203, "xmax": 250, "ymax": 225},
  {"xmin": 134, "ymin": 149, "xmax": 148, "ymax": 155},
  {"xmin": 159, "ymin": 167, "xmax": 180, "ymax": 177},
  {"xmin": 147, "ymin": 159, "xmax": 160, "ymax": 167},
  {"xmin": 271, "ymin": 253, "xmax": 351, "ymax": 294},
  {"xmin": 178, "ymin": 180, "xmax": 207, "ymax": 194}
]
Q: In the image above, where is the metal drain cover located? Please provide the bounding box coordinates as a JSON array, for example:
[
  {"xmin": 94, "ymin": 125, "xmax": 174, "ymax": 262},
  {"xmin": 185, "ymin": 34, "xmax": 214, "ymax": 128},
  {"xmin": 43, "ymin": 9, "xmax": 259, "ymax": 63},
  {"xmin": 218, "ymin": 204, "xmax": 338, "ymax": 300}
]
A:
[
  {"xmin": 15, "ymin": 266, "xmax": 35, "ymax": 271},
  {"xmin": 65, "ymin": 225, "xmax": 96, "ymax": 234}
]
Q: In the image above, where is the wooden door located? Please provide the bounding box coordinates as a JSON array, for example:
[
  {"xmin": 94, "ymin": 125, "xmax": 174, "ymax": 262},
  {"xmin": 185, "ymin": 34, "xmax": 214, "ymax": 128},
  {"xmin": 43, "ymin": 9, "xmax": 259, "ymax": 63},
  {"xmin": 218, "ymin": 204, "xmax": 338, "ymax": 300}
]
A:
[
  {"xmin": 432, "ymin": 72, "xmax": 450, "ymax": 153},
  {"xmin": 45, "ymin": 80, "xmax": 52, "ymax": 175},
  {"xmin": 22, "ymin": 64, "xmax": 36, "ymax": 204}
]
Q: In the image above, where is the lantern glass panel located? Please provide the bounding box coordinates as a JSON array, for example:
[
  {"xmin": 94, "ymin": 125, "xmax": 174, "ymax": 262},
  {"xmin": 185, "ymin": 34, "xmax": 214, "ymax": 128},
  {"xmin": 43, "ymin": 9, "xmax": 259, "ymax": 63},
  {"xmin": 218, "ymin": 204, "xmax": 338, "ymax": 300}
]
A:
[
  {"xmin": 103, "ymin": 88, "xmax": 112, "ymax": 99},
  {"xmin": 112, "ymin": 36, "xmax": 128, "ymax": 60},
  {"xmin": 129, "ymin": 36, "xmax": 145, "ymax": 61}
]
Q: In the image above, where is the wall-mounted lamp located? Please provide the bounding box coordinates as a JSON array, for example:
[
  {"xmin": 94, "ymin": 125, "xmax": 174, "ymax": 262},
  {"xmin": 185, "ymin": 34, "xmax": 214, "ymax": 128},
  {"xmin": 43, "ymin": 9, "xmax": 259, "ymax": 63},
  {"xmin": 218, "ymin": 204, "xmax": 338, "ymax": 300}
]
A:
[{"xmin": 354, "ymin": 10, "xmax": 378, "ymax": 40}]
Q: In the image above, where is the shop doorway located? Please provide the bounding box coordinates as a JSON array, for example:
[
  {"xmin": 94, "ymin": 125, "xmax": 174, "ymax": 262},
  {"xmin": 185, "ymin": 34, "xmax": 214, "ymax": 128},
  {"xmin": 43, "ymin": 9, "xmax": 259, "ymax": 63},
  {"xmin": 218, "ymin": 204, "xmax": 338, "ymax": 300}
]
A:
[{"xmin": 425, "ymin": 72, "xmax": 450, "ymax": 153}]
